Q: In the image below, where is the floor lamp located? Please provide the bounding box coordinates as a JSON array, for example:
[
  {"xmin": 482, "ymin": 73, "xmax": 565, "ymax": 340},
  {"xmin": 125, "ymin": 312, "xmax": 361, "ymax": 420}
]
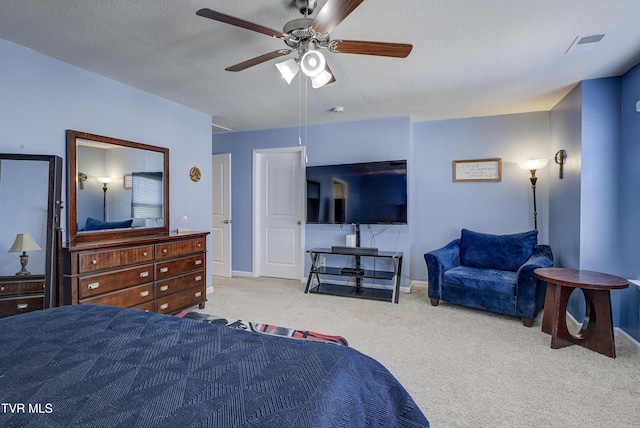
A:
[
  {"xmin": 96, "ymin": 177, "xmax": 112, "ymax": 221},
  {"xmin": 518, "ymin": 159, "xmax": 548, "ymax": 230}
]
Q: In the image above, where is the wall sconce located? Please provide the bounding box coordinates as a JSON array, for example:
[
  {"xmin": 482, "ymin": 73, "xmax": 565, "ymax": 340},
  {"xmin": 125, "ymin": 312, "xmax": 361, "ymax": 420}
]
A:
[
  {"xmin": 554, "ymin": 150, "xmax": 566, "ymax": 179},
  {"xmin": 8, "ymin": 233, "xmax": 42, "ymax": 275},
  {"xmin": 78, "ymin": 172, "xmax": 88, "ymax": 189},
  {"xmin": 518, "ymin": 159, "xmax": 549, "ymax": 230}
]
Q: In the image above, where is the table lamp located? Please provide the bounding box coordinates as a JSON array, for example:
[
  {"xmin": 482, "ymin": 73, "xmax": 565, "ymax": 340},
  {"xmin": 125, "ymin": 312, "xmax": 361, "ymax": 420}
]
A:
[{"xmin": 8, "ymin": 233, "xmax": 42, "ymax": 275}]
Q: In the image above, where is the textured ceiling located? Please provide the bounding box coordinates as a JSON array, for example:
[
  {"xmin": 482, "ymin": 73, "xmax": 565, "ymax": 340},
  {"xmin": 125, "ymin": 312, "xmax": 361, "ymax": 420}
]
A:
[{"xmin": 2, "ymin": 0, "xmax": 640, "ymax": 133}]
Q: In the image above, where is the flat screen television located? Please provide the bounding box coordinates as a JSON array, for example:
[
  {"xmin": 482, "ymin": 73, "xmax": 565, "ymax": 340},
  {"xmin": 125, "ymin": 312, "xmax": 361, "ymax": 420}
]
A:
[{"xmin": 306, "ymin": 160, "xmax": 407, "ymax": 225}]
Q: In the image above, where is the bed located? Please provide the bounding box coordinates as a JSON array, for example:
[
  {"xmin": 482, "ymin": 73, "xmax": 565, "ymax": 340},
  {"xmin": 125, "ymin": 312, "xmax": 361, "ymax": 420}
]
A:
[{"xmin": 0, "ymin": 305, "xmax": 428, "ymax": 427}]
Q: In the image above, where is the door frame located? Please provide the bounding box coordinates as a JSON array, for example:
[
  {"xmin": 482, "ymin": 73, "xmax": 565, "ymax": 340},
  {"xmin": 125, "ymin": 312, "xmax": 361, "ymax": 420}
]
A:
[{"xmin": 252, "ymin": 146, "xmax": 306, "ymax": 280}]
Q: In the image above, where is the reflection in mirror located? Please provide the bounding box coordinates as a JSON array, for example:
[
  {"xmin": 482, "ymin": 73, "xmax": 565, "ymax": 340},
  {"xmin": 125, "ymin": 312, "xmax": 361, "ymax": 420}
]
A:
[
  {"xmin": 0, "ymin": 153, "xmax": 62, "ymax": 313},
  {"xmin": 67, "ymin": 130, "xmax": 169, "ymax": 246},
  {"xmin": 76, "ymin": 140, "xmax": 164, "ymax": 231},
  {"xmin": 0, "ymin": 159, "xmax": 48, "ymax": 276}
]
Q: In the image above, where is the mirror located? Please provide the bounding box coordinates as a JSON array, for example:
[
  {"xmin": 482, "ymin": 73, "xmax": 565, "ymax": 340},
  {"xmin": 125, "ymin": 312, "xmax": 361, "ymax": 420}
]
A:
[
  {"xmin": 0, "ymin": 153, "xmax": 62, "ymax": 311},
  {"xmin": 67, "ymin": 130, "xmax": 169, "ymax": 246}
]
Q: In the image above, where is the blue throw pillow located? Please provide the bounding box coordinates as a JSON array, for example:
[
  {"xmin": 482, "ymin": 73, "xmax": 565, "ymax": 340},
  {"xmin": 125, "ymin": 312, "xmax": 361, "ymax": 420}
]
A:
[
  {"xmin": 460, "ymin": 229, "xmax": 538, "ymax": 272},
  {"xmin": 84, "ymin": 217, "xmax": 133, "ymax": 231}
]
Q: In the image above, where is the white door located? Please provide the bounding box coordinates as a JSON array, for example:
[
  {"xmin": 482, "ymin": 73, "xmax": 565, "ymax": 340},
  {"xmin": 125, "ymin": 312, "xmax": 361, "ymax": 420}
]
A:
[
  {"xmin": 211, "ymin": 154, "xmax": 231, "ymax": 277},
  {"xmin": 253, "ymin": 148, "xmax": 305, "ymax": 280}
]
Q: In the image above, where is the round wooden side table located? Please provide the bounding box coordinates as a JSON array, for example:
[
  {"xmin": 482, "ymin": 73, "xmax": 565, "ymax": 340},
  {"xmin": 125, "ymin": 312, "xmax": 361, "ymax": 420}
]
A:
[{"xmin": 534, "ymin": 268, "xmax": 628, "ymax": 358}]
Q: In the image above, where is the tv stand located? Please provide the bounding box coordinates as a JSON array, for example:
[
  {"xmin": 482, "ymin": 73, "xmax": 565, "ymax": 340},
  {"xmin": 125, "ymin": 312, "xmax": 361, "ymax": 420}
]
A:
[{"xmin": 305, "ymin": 247, "xmax": 403, "ymax": 303}]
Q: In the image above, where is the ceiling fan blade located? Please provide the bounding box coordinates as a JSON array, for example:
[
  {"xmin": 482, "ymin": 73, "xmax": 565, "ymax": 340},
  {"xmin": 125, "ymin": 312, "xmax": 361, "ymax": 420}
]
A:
[
  {"xmin": 225, "ymin": 50, "xmax": 292, "ymax": 72},
  {"xmin": 196, "ymin": 8, "xmax": 287, "ymax": 39},
  {"xmin": 310, "ymin": 0, "xmax": 365, "ymax": 35},
  {"xmin": 329, "ymin": 40, "xmax": 413, "ymax": 58}
]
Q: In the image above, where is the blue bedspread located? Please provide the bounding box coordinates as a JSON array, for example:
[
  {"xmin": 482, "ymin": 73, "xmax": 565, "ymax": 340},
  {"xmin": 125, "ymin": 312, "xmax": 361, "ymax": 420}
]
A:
[{"xmin": 0, "ymin": 305, "xmax": 428, "ymax": 427}]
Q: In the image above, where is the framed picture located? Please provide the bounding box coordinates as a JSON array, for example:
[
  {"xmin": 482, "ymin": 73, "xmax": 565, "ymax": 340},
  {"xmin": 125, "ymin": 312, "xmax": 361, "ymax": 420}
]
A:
[
  {"xmin": 123, "ymin": 173, "xmax": 132, "ymax": 189},
  {"xmin": 453, "ymin": 158, "xmax": 502, "ymax": 182}
]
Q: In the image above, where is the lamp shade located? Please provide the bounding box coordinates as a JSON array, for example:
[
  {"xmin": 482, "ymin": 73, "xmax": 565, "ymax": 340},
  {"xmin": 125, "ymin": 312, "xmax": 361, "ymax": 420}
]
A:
[
  {"xmin": 311, "ymin": 69, "xmax": 333, "ymax": 89},
  {"xmin": 275, "ymin": 58, "xmax": 299, "ymax": 84},
  {"xmin": 300, "ymin": 50, "xmax": 326, "ymax": 77},
  {"xmin": 518, "ymin": 159, "xmax": 549, "ymax": 171},
  {"xmin": 8, "ymin": 233, "xmax": 42, "ymax": 253},
  {"xmin": 96, "ymin": 176, "xmax": 112, "ymax": 184}
]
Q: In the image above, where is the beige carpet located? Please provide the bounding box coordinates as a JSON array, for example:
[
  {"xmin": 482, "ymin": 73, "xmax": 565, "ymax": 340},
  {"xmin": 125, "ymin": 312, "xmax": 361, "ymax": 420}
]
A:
[{"xmin": 198, "ymin": 276, "xmax": 640, "ymax": 427}]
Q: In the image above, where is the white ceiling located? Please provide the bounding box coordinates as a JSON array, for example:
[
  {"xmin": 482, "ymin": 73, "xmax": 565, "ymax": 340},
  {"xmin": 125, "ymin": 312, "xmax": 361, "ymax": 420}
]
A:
[{"xmin": 2, "ymin": 0, "xmax": 640, "ymax": 133}]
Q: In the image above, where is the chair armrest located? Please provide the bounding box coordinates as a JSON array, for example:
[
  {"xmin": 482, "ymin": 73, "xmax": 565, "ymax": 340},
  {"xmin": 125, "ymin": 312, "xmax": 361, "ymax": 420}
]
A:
[
  {"xmin": 515, "ymin": 245, "xmax": 554, "ymax": 318},
  {"xmin": 424, "ymin": 239, "xmax": 461, "ymax": 298}
]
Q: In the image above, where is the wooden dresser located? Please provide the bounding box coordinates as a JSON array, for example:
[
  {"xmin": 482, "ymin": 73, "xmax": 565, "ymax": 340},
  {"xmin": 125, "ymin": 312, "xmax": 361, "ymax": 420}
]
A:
[
  {"xmin": 62, "ymin": 232, "xmax": 208, "ymax": 314},
  {"xmin": 0, "ymin": 275, "xmax": 46, "ymax": 318}
]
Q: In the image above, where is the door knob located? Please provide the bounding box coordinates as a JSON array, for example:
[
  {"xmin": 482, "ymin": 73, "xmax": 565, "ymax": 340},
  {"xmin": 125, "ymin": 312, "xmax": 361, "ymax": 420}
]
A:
[
  {"xmin": 223, "ymin": 220, "xmax": 231, "ymax": 224},
  {"xmin": 297, "ymin": 220, "xmax": 302, "ymax": 225}
]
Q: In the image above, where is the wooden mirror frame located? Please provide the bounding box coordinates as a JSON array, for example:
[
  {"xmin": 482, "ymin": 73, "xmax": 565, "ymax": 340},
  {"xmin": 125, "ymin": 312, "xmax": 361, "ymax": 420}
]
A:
[{"xmin": 66, "ymin": 130, "xmax": 170, "ymax": 246}]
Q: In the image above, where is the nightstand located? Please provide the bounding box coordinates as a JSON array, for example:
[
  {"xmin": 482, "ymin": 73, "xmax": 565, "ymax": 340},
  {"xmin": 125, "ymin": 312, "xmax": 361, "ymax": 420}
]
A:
[{"xmin": 0, "ymin": 275, "xmax": 45, "ymax": 317}]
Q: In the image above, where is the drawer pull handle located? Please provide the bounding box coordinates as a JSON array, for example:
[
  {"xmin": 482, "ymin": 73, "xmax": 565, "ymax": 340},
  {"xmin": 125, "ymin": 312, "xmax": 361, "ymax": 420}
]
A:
[
  {"xmin": 140, "ymin": 290, "xmax": 150, "ymax": 298},
  {"xmin": 195, "ymin": 260, "xmax": 202, "ymax": 265},
  {"xmin": 140, "ymin": 271, "xmax": 149, "ymax": 278},
  {"xmin": 88, "ymin": 282, "xmax": 100, "ymax": 290},
  {"xmin": 163, "ymin": 249, "xmax": 168, "ymax": 253},
  {"xmin": 160, "ymin": 285, "xmax": 169, "ymax": 292},
  {"xmin": 91, "ymin": 260, "xmax": 97, "ymax": 265},
  {"xmin": 160, "ymin": 303, "xmax": 169, "ymax": 310},
  {"xmin": 1, "ymin": 286, "xmax": 5, "ymax": 291},
  {"xmin": 195, "ymin": 276, "xmax": 202, "ymax": 281},
  {"xmin": 197, "ymin": 243, "xmax": 202, "ymax": 247},
  {"xmin": 195, "ymin": 291, "xmax": 202, "ymax": 298},
  {"xmin": 160, "ymin": 267, "xmax": 169, "ymax": 273},
  {"xmin": 143, "ymin": 252, "xmax": 148, "ymax": 256},
  {"xmin": 17, "ymin": 303, "xmax": 29, "ymax": 309}
]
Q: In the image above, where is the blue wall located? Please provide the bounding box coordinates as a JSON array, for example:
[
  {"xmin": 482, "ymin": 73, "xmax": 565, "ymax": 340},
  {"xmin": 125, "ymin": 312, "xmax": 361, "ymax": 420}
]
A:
[
  {"xmin": 580, "ymin": 78, "xmax": 622, "ymax": 274},
  {"xmin": 619, "ymin": 63, "xmax": 640, "ymax": 340},
  {"xmin": 0, "ymin": 38, "xmax": 214, "ymax": 290},
  {"xmin": 412, "ymin": 112, "xmax": 551, "ymax": 281},
  {"xmin": 549, "ymin": 74, "xmax": 640, "ymax": 340},
  {"xmin": 549, "ymin": 84, "xmax": 583, "ymax": 269}
]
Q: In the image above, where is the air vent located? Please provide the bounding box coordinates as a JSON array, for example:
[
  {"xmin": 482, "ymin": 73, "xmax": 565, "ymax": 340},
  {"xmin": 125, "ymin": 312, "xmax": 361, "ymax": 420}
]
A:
[{"xmin": 565, "ymin": 34, "xmax": 605, "ymax": 54}]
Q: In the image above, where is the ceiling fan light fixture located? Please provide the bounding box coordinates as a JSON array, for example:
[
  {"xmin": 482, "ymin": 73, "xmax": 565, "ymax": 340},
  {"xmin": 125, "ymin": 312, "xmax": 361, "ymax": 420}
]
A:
[
  {"xmin": 300, "ymin": 50, "xmax": 326, "ymax": 77},
  {"xmin": 311, "ymin": 69, "xmax": 332, "ymax": 89},
  {"xmin": 275, "ymin": 58, "xmax": 299, "ymax": 84}
]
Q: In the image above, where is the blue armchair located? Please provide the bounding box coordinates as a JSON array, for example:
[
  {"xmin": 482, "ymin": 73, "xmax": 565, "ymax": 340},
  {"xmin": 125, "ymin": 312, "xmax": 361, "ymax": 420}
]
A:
[{"xmin": 424, "ymin": 229, "xmax": 553, "ymax": 326}]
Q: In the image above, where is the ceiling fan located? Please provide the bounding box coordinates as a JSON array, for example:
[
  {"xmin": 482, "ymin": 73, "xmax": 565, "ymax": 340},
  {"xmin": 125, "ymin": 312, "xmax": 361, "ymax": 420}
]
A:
[{"xmin": 196, "ymin": 0, "xmax": 413, "ymax": 88}]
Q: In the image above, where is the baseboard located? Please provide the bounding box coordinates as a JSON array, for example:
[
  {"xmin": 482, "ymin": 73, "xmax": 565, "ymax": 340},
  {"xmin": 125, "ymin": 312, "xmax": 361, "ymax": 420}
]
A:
[
  {"xmin": 615, "ymin": 327, "xmax": 640, "ymax": 352},
  {"xmin": 566, "ymin": 312, "xmax": 640, "ymax": 352},
  {"xmin": 231, "ymin": 270, "xmax": 254, "ymax": 278},
  {"xmin": 410, "ymin": 280, "xmax": 428, "ymax": 290}
]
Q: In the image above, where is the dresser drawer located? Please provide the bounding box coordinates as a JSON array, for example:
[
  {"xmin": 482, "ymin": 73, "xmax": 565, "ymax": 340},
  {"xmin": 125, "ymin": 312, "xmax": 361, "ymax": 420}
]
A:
[
  {"xmin": 80, "ymin": 283, "xmax": 154, "ymax": 308},
  {"xmin": 78, "ymin": 245, "xmax": 154, "ymax": 273},
  {"xmin": 155, "ymin": 286, "xmax": 205, "ymax": 314},
  {"xmin": 156, "ymin": 270, "xmax": 205, "ymax": 297},
  {"xmin": 0, "ymin": 295, "xmax": 44, "ymax": 317},
  {"xmin": 155, "ymin": 238, "xmax": 205, "ymax": 260},
  {"xmin": 0, "ymin": 278, "xmax": 45, "ymax": 297},
  {"xmin": 78, "ymin": 264, "xmax": 154, "ymax": 299},
  {"xmin": 131, "ymin": 301, "xmax": 155, "ymax": 312},
  {"xmin": 156, "ymin": 254, "xmax": 205, "ymax": 280}
]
